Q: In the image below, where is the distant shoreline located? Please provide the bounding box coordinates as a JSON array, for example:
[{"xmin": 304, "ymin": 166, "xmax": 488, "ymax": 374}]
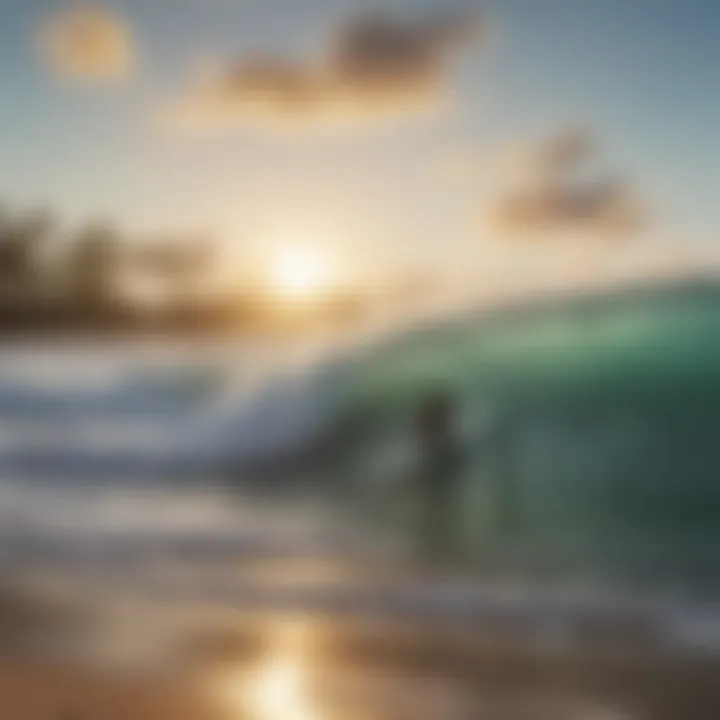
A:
[{"xmin": 0, "ymin": 271, "xmax": 714, "ymax": 347}]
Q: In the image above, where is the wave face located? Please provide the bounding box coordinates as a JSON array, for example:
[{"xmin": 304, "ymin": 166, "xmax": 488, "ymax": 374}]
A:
[
  {"xmin": 315, "ymin": 278, "xmax": 720, "ymax": 588},
  {"xmin": 0, "ymin": 278, "xmax": 719, "ymax": 599}
]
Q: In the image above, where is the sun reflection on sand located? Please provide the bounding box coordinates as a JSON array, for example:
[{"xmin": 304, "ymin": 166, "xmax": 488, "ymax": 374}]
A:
[
  {"xmin": 250, "ymin": 653, "xmax": 314, "ymax": 720},
  {"xmin": 217, "ymin": 618, "xmax": 321, "ymax": 720}
]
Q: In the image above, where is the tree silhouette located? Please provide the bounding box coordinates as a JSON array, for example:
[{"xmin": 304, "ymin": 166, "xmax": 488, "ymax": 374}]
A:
[
  {"xmin": 0, "ymin": 199, "xmax": 372, "ymax": 334},
  {"xmin": 0, "ymin": 207, "xmax": 54, "ymax": 301},
  {"xmin": 65, "ymin": 222, "xmax": 125, "ymax": 320},
  {"xmin": 136, "ymin": 237, "xmax": 216, "ymax": 324}
]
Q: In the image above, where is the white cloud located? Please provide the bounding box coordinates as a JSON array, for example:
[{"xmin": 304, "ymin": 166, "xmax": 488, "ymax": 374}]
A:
[
  {"xmin": 487, "ymin": 127, "xmax": 646, "ymax": 239},
  {"xmin": 168, "ymin": 10, "xmax": 483, "ymax": 131}
]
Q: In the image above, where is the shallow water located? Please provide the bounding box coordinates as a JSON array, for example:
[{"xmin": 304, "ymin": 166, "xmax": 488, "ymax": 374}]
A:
[
  {"xmin": 0, "ymin": 290, "xmax": 719, "ymax": 718},
  {"xmin": 0, "ymin": 281, "xmax": 719, "ymax": 680}
]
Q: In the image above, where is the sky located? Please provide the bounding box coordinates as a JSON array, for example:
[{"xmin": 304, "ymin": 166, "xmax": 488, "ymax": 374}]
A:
[{"xmin": 0, "ymin": 0, "xmax": 718, "ymax": 298}]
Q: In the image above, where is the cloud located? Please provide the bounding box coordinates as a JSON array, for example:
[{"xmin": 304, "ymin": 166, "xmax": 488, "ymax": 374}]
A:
[
  {"xmin": 329, "ymin": 11, "xmax": 479, "ymax": 103},
  {"xmin": 39, "ymin": 4, "xmax": 134, "ymax": 81},
  {"xmin": 168, "ymin": 10, "xmax": 482, "ymax": 130},
  {"xmin": 488, "ymin": 127, "xmax": 646, "ymax": 239}
]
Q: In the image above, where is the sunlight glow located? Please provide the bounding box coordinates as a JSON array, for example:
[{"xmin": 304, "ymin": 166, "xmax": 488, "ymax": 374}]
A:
[
  {"xmin": 251, "ymin": 654, "xmax": 313, "ymax": 720},
  {"xmin": 269, "ymin": 246, "xmax": 333, "ymax": 299},
  {"xmin": 215, "ymin": 618, "xmax": 320, "ymax": 720},
  {"xmin": 249, "ymin": 619, "xmax": 318, "ymax": 720}
]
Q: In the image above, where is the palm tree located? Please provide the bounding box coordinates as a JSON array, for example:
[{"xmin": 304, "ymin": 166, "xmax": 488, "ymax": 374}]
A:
[
  {"xmin": 0, "ymin": 207, "xmax": 54, "ymax": 302},
  {"xmin": 65, "ymin": 222, "xmax": 124, "ymax": 321},
  {"xmin": 137, "ymin": 237, "xmax": 216, "ymax": 322}
]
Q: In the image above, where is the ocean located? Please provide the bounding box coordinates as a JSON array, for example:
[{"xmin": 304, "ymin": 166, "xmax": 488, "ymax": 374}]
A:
[{"xmin": 0, "ymin": 277, "xmax": 719, "ymax": 683}]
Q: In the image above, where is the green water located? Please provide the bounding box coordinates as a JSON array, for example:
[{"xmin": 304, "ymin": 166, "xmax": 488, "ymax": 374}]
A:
[{"xmin": 333, "ymin": 278, "xmax": 720, "ymax": 588}]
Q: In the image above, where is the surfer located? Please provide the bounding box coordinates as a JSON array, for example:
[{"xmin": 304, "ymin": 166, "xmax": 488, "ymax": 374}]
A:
[{"xmin": 414, "ymin": 391, "xmax": 464, "ymax": 566}]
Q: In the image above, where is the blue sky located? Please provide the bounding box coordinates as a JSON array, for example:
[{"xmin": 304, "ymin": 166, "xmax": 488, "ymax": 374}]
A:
[{"xmin": 0, "ymin": 0, "xmax": 717, "ymax": 283}]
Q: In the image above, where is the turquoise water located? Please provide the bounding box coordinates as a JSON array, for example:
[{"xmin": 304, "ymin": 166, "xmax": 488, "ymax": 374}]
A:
[
  {"xmin": 0, "ymin": 278, "xmax": 717, "ymax": 598},
  {"xmin": 330, "ymin": 278, "xmax": 720, "ymax": 588}
]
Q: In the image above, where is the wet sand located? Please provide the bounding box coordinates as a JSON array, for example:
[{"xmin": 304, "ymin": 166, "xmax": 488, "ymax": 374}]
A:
[
  {"xmin": 2, "ymin": 613, "xmax": 720, "ymax": 720},
  {"xmin": 0, "ymin": 663, "xmax": 222, "ymax": 720},
  {"xmin": 1, "ymin": 576, "xmax": 720, "ymax": 720}
]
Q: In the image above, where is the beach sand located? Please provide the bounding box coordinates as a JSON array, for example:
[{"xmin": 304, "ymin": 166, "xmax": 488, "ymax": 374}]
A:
[
  {"xmin": 0, "ymin": 662, "xmax": 223, "ymax": 720},
  {"xmin": 1, "ymin": 579, "xmax": 720, "ymax": 720}
]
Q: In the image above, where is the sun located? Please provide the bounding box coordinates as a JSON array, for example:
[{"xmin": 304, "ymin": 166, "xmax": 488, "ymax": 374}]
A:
[{"xmin": 269, "ymin": 246, "xmax": 333, "ymax": 299}]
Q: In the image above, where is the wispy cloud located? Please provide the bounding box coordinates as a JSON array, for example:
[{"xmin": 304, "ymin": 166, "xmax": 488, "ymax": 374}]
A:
[
  {"xmin": 486, "ymin": 127, "xmax": 646, "ymax": 239},
  {"xmin": 39, "ymin": 4, "xmax": 134, "ymax": 81},
  {"xmin": 167, "ymin": 10, "xmax": 483, "ymax": 131}
]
